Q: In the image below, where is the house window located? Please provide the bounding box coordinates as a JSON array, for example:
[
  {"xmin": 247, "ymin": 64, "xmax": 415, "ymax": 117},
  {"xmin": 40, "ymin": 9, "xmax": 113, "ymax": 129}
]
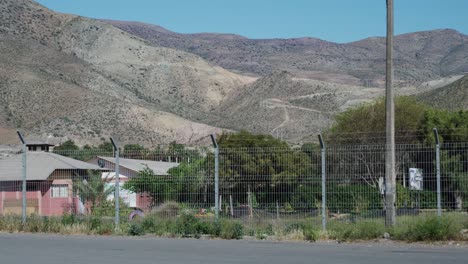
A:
[{"xmin": 51, "ymin": 184, "xmax": 68, "ymax": 198}]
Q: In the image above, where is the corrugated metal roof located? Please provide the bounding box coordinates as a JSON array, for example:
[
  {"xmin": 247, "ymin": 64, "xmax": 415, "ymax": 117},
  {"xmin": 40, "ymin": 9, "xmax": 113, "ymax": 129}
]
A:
[
  {"xmin": 97, "ymin": 157, "xmax": 179, "ymax": 176},
  {"xmin": 25, "ymin": 141, "xmax": 54, "ymax": 146},
  {"xmin": 0, "ymin": 152, "xmax": 101, "ymax": 181}
]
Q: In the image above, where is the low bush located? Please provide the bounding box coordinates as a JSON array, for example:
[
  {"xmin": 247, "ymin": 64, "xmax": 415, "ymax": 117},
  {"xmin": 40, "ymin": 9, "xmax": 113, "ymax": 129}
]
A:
[
  {"xmin": 61, "ymin": 213, "xmax": 76, "ymax": 225},
  {"xmin": 210, "ymin": 221, "xmax": 221, "ymax": 237},
  {"xmin": 0, "ymin": 212, "xmax": 465, "ymax": 242},
  {"xmin": 128, "ymin": 222, "xmax": 145, "ymax": 236},
  {"xmin": 391, "ymin": 215, "xmax": 463, "ymax": 241},
  {"xmin": 328, "ymin": 220, "xmax": 385, "ymax": 241},
  {"xmin": 96, "ymin": 221, "xmax": 114, "ymax": 235},
  {"xmin": 176, "ymin": 213, "xmax": 200, "ymax": 237},
  {"xmin": 302, "ymin": 224, "xmax": 319, "ymax": 241},
  {"xmin": 220, "ymin": 220, "xmax": 243, "ymax": 240},
  {"xmin": 0, "ymin": 215, "xmax": 21, "ymax": 232}
]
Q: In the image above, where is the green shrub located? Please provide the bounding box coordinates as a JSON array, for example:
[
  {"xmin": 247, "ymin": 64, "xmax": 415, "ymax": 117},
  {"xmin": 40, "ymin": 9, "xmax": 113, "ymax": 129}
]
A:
[
  {"xmin": 45, "ymin": 217, "xmax": 62, "ymax": 233},
  {"xmin": 23, "ymin": 215, "xmax": 39, "ymax": 233},
  {"xmin": 327, "ymin": 185, "xmax": 382, "ymax": 213},
  {"xmin": 196, "ymin": 220, "xmax": 214, "ymax": 235},
  {"xmin": 280, "ymin": 221, "xmax": 319, "ymax": 241},
  {"xmin": 210, "ymin": 221, "xmax": 221, "ymax": 237},
  {"xmin": 92, "ymin": 199, "xmax": 133, "ymax": 219},
  {"xmin": 141, "ymin": 215, "xmax": 157, "ymax": 231},
  {"xmin": 396, "ymin": 185, "xmax": 438, "ymax": 209},
  {"xmin": 88, "ymin": 216, "xmax": 102, "ymax": 231},
  {"xmin": 2, "ymin": 216, "xmax": 21, "ymax": 232},
  {"xmin": 96, "ymin": 221, "xmax": 114, "ymax": 235},
  {"xmin": 290, "ymin": 185, "xmax": 319, "ymax": 209},
  {"xmin": 328, "ymin": 220, "xmax": 385, "ymax": 241},
  {"xmin": 61, "ymin": 213, "xmax": 76, "ymax": 225},
  {"xmin": 128, "ymin": 223, "xmax": 145, "ymax": 236},
  {"xmin": 302, "ymin": 224, "xmax": 319, "ymax": 241},
  {"xmin": 176, "ymin": 213, "xmax": 200, "ymax": 237},
  {"xmin": 220, "ymin": 220, "xmax": 243, "ymax": 240},
  {"xmin": 391, "ymin": 215, "xmax": 462, "ymax": 241},
  {"xmin": 255, "ymin": 231, "xmax": 268, "ymax": 240},
  {"xmin": 141, "ymin": 213, "xmax": 216, "ymax": 238},
  {"xmin": 284, "ymin": 222, "xmax": 303, "ymax": 233},
  {"xmin": 245, "ymin": 228, "xmax": 255, "ymax": 236},
  {"xmin": 265, "ymin": 223, "xmax": 274, "ymax": 236},
  {"xmin": 141, "ymin": 215, "xmax": 179, "ymax": 236}
]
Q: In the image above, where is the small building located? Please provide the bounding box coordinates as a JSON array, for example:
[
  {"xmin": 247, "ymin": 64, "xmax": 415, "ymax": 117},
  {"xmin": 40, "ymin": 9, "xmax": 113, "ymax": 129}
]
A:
[
  {"xmin": 25, "ymin": 141, "xmax": 54, "ymax": 152},
  {"xmin": 93, "ymin": 157, "xmax": 179, "ymax": 211},
  {"xmin": 0, "ymin": 151, "xmax": 101, "ymax": 216}
]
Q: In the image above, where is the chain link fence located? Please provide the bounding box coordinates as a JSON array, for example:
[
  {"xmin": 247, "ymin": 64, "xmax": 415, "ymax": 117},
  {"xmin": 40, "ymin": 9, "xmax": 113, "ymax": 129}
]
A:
[{"xmin": 0, "ymin": 140, "xmax": 467, "ymax": 232}]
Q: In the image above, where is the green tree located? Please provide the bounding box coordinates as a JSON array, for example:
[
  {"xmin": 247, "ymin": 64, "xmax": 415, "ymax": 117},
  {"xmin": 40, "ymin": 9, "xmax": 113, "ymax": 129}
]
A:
[
  {"xmin": 422, "ymin": 109, "xmax": 468, "ymax": 143},
  {"xmin": 53, "ymin": 140, "xmax": 85, "ymax": 160},
  {"xmin": 73, "ymin": 170, "xmax": 114, "ymax": 215},
  {"xmin": 124, "ymin": 166, "xmax": 175, "ymax": 206},
  {"xmin": 97, "ymin": 141, "xmax": 114, "ymax": 152},
  {"xmin": 327, "ymin": 96, "xmax": 428, "ymax": 143},
  {"xmin": 168, "ymin": 158, "xmax": 212, "ymax": 204},
  {"xmin": 54, "ymin": 140, "xmax": 79, "ymax": 151},
  {"xmin": 57, "ymin": 139, "xmax": 79, "ymax": 150},
  {"xmin": 123, "ymin": 144, "xmax": 147, "ymax": 159},
  {"xmin": 214, "ymin": 131, "xmax": 315, "ymax": 206},
  {"xmin": 324, "ymin": 96, "xmax": 468, "ymax": 211}
]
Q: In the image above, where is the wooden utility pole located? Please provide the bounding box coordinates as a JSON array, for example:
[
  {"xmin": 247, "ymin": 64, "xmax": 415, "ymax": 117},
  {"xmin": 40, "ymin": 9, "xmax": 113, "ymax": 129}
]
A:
[{"xmin": 385, "ymin": 0, "xmax": 396, "ymax": 227}]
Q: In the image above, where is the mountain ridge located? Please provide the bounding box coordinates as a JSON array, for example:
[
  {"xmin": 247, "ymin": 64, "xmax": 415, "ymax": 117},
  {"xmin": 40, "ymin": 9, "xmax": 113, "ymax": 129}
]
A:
[
  {"xmin": 1, "ymin": 0, "xmax": 466, "ymax": 146},
  {"xmin": 107, "ymin": 19, "xmax": 468, "ymax": 87}
]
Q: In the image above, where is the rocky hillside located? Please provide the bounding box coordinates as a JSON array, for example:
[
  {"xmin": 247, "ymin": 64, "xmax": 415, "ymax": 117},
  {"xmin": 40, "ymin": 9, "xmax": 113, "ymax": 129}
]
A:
[
  {"xmin": 215, "ymin": 71, "xmax": 386, "ymax": 142},
  {"xmin": 0, "ymin": 0, "xmax": 252, "ymax": 146},
  {"xmin": 417, "ymin": 75, "xmax": 468, "ymax": 110},
  {"xmin": 107, "ymin": 20, "xmax": 468, "ymax": 88},
  {"xmin": 0, "ymin": 34, "xmax": 228, "ymax": 146},
  {"xmin": 0, "ymin": 0, "xmax": 464, "ymax": 146}
]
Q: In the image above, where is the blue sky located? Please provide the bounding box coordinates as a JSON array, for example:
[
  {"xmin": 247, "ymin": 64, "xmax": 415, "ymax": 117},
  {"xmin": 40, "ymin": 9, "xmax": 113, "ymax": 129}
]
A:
[{"xmin": 36, "ymin": 0, "xmax": 468, "ymax": 43}]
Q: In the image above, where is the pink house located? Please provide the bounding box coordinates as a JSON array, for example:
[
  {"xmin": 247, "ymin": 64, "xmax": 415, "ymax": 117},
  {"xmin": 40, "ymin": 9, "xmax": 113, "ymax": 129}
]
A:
[{"xmin": 0, "ymin": 144, "xmax": 101, "ymax": 216}]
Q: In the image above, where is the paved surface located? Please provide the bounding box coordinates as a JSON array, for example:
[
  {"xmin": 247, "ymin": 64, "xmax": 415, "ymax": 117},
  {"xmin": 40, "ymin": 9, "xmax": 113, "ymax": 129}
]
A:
[{"xmin": 0, "ymin": 233, "xmax": 467, "ymax": 264}]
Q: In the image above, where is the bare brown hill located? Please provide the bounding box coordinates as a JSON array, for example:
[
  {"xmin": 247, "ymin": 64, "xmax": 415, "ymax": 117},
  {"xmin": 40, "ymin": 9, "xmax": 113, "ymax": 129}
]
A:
[
  {"xmin": 215, "ymin": 71, "xmax": 387, "ymax": 142},
  {"xmin": 0, "ymin": 0, "xmax": 250, "ymax": 145},
  {"xmin": 1, "ymin": 0, "xmax": 465, "ymax": 146},
  {"xmin": 107, "ymin": 20, "xmax": 468, "ymax": 88},
  {"xmin": 0, "ymin": 34, "xmax": 226, "ymax": 146}
]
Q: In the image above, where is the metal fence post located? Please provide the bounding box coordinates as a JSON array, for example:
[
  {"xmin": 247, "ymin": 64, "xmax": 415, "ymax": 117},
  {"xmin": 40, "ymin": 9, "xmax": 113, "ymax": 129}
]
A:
[
  {"xmin": 318, "ymin": 134, "xmax": 326, "ymax": 231},
  {"xmin": 433, "ymin": 128, "xmax": 441, "ymax": 217},
  {"xmin": 210, "ymin": 134, "xmax": 219, "ymax": 221},
  {"xmin": 17, "ymin": 131, "xmax": 27, "ymax": 225},
  {"xmin": 110, "ymin": 137, "xmax": 120, "ymax": 230}
]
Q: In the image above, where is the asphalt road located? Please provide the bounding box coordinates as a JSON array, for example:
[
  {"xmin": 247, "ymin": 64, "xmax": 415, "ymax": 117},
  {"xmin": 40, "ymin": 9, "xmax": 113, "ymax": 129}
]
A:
[{"xmin": 0, "ymin": 233, "xmax": 467, "ymax": 264}]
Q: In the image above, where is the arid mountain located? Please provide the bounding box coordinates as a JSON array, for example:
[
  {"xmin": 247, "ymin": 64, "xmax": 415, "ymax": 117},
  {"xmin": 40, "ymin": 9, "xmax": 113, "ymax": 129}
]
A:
[
  {"xmin": 0, "ymin": 0, "xmax": 464, "ymax": 146},
  {"xmin": 0, "ymin": 34, "xmax": 228, "ymax": 146},
  {"xmin": 215, "ymin": 71, "xmax": 387, "ymax": 142},
  {"xmin": 215, "ymin": 70, "xmax": 436, "ymax": 143},
  {"xmin": 417, "ymin": 75, "xmax": 468, "ymax": 110},
  {"xmin": 0, "ymin": 0, "xmax": 251, "ymax": 145},
  {"xmin": 107, "ymin": 20, "xmax": 468, "ymax": 87}
]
